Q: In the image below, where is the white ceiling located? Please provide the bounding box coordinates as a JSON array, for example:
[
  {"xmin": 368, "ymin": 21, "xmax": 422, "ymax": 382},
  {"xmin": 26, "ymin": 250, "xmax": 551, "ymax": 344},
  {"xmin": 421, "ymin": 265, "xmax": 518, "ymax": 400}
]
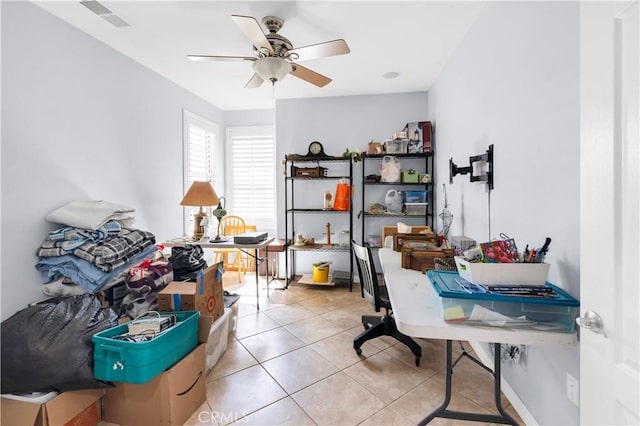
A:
[{"xmin": 33, "ymin": 1, "xmax": 485, "ymax": 111}]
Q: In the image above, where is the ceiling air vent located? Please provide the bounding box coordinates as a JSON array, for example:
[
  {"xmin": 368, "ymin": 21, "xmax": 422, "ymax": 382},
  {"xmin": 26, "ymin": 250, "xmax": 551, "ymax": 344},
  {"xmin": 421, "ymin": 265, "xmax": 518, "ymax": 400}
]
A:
[{"xmin": 80, "ymin": 0, "xmax": 130, "ymax": 28}]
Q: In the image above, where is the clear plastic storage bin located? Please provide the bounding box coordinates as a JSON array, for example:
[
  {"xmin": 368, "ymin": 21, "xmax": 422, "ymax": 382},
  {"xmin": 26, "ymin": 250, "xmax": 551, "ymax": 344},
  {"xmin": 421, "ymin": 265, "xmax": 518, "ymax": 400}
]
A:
[
  {"xmin": 405, "ymin": 202, "xmax": 428, "ymax": 215},
  {"xmin": 427, "ymin": 270, "xmax": 579, "ymax": 332}
]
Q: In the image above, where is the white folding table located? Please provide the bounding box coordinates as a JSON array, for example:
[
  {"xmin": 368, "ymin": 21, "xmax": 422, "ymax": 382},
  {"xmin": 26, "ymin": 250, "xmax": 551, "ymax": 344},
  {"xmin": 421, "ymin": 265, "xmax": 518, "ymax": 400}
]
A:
[
  {"xmin": 378, "ymin": 248, "xmax": 577, "ymax": 425},
  {"xmin": 165, "ymin": 237, "xmax": 274, "ymax": 310}
]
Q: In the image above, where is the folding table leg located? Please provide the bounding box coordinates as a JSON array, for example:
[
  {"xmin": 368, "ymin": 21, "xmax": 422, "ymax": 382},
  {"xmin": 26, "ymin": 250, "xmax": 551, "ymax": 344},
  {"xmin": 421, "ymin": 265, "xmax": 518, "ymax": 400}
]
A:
[{"xmin": 417, "ymin": 341, "xmax": 519, "ymax": 426}]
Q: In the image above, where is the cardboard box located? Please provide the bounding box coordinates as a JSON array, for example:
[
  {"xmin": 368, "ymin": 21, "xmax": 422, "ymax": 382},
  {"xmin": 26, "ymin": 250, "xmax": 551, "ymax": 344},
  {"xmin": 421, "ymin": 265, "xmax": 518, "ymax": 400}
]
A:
[
  {"xmin": 401, "ymin": 243, "xmax": 455, "ymax": 272},
  {"xmin": 158, "ymin": 264, "xmax": 224, "ymax": 322},
  {"xmin": 393, "ymin": 231, "xmax": 437, "ymax": 252},
  {"xmin": 103, "ymin": 344, "xmax": 206, "ymax": 426},
  {"xmin": 1, "ymin": 389, "xmax": 103, "ymax": 426},
  {"xmin": 381, "ymin": 225, "xmax": 433, "ymax": 245},
  {"xmin": 367, "ymin": 141, "xmax": 383, "ymax": 154}
]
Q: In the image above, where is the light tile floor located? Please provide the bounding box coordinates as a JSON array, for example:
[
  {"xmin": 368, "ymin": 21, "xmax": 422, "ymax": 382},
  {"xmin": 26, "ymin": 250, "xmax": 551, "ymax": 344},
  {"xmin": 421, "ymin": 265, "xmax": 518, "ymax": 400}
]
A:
[{"xmin": 183, "ymin": 273, "xmax": 525, "ymax": 426}]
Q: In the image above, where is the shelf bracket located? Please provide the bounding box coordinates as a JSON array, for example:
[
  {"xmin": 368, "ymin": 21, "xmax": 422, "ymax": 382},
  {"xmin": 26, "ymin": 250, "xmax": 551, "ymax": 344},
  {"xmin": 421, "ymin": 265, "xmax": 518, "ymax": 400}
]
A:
[{"xmin": 449, "ymin": 144, "xmax": 494, "ymax": 190}]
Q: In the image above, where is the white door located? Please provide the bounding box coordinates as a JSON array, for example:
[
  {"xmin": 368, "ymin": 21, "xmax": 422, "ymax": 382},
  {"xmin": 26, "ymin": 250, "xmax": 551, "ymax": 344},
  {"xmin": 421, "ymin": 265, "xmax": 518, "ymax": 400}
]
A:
[{"xmin": 580, "ymin": 1, "xmax": 639, "ymax": 424}]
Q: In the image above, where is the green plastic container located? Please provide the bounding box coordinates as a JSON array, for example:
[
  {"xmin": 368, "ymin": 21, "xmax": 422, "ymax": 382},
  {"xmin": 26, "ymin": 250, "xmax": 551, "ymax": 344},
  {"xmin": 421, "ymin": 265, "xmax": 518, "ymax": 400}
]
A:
[{"xmin": 92, "ymin": 311, "xmax": 199, "ymax": 384}]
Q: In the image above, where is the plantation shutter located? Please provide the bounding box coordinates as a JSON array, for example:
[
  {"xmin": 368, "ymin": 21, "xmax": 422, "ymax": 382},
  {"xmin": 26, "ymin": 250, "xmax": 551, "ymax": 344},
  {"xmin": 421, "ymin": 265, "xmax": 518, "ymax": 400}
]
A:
[
  {"xmin": 226, "ymin": 126, "xmax": 276, "ymax": 237},
  {"xmin": 183, "ymin": 110, "xmax": 218, "ymax": 235}
]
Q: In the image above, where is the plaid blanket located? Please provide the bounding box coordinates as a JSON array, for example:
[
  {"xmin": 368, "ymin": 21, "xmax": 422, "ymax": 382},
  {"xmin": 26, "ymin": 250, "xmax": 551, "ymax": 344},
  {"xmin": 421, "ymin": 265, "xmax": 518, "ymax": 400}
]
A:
[
  {"xmin": 48, "ymin": 221, "xmax": 122, "ymax": 251},
  {"xmin": 38, "ymin": 228, "xmax": 156, "ymax": 272}
]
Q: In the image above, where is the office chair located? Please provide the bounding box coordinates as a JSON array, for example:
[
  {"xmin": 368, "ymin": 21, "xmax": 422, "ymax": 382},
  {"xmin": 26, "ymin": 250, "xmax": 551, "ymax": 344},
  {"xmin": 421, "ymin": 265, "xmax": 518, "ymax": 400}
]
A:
[{"xmin": 352, "ymin": 241, "xmax": 422, "ymax": 366}]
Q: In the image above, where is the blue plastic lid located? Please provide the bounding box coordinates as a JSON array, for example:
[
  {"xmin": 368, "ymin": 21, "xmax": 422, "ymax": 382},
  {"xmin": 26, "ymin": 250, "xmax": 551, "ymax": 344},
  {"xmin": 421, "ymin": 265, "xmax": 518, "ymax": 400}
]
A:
[{"xmin": 427, "ymin": 270, "xmax": 580, "ymax": 307}]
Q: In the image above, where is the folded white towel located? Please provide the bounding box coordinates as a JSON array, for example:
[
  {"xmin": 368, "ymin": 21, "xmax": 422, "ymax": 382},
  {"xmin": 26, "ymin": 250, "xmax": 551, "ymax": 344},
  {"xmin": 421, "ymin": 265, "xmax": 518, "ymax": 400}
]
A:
[{"xmin": 46, "ymin": 200, "xmax": 135, "ymax": 230}]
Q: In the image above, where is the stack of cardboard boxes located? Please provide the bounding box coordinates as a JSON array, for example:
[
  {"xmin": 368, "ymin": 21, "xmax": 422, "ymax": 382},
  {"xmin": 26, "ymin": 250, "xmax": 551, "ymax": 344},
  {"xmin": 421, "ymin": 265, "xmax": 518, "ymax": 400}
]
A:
[{"xmin": 1, "ymin": 263, "xmax": 229, "ymax": 426}]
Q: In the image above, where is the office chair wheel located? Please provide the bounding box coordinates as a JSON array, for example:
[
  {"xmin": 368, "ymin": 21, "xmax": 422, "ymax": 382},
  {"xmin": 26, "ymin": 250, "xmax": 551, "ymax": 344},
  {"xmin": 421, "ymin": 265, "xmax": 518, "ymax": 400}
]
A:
[
  {"xmin": 355, "ymin": 348, "xmax": 362, "ymax": 356},
  {"xmin": 415, "ymin": 357, "xmax": 420, "ymax": 367}
]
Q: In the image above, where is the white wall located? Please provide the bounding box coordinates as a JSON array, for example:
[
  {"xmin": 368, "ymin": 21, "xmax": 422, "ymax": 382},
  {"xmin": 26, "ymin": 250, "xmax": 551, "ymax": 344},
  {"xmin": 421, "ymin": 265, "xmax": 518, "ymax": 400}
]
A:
[
  {"xmin": 224, "ymin": 109, "xmax": 275, "ymax": 127},
  {"xmin": 0, "ymin": 2, "xmax": 224, "ymax": 320},
  {"xmin": 275, "ymin": 93, "xmax": 429, "ymax": 275},
  {"xmin": 428, "ymin": 2, "xmax": 580, "ymax": 424}
]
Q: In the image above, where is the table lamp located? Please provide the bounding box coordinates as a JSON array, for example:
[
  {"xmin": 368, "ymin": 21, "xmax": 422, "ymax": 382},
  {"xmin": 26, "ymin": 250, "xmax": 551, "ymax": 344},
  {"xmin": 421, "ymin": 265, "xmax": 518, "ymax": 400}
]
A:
[
  {"xmin": 210, "ymin": 197, "xmax": 227, "ymax": 243},
  {"xmin": 180, "ymin": 181, "xmax": 219, "ymax": 240}
]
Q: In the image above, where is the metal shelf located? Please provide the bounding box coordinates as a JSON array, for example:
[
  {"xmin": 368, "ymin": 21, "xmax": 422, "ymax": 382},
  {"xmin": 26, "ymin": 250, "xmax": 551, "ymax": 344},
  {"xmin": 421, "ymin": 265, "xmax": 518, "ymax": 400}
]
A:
[
  {"xmin": 360, "ymin": 151, "xmax": 435, "ymax": 247},
  {"xmin": 287, "ymin": 176, "xmax": 351, "ymax": 181},
  {"xmin": 363, "ymin": 213, "xmax": 433, "ymax": 218},
  {"xmin": 288, "ymin": 208, "xmax": 350, "ymax": 213},
  {"xmin": 287, "ymin": 244, "xmax": 351, "ymax": 252},
  {"xmin": 362, "ymin": 152, "xmax": 433, "ymax": 159},
  {"xmin": 284, "ymin": 154, "xmax": 354, "ymax": 291},
  {"xmin": 363, "ymin": 182, "xmax": 433, "ymax": 186},
  {"xmin": 286, "ymin": 155, "xmax": 351, "ymax": 162}
]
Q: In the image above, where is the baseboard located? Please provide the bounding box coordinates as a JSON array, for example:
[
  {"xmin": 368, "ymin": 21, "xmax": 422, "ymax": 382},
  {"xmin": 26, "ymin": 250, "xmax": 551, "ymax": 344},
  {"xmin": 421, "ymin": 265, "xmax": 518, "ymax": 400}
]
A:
[{"xmin": 468, "ymin": 341, "xmax": 538, "ymax": 426}]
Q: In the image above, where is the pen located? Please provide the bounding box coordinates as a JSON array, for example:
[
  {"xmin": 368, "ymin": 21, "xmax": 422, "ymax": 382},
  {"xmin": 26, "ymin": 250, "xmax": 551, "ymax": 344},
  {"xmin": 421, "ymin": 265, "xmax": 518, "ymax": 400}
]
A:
[
  {"xmin": 535, "ymin": 237, "xmax": 552, "ymax": 263},
  {"xmin": 522, "ymin": 245, "xmax": 529, "ymax": 263}
]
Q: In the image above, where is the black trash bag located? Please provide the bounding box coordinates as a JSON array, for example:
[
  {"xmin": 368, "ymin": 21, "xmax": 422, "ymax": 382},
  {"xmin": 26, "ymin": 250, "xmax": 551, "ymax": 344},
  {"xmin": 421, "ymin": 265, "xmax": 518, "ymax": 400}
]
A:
[
  {"xmin": 169, "ymin": 244, "xmax": 207, "ymax": 281},
  {"xmin": 1, "ymin": 294, "xmax": 118, "ymax": 394}
]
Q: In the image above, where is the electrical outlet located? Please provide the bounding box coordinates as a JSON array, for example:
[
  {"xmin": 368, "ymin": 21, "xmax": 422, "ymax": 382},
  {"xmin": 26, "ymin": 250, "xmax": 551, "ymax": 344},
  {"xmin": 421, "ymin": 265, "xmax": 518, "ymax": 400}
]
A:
[{"xmin": 566, "ymin": 373, "xmax": 579, "ymax": 406}]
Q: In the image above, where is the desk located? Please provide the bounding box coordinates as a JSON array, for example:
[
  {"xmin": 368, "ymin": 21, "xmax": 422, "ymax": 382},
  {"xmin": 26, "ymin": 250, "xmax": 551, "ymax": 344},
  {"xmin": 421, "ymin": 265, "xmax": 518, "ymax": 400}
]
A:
[
  {"xmin": 164, "ymin": 237, "xmax": 274, "ymax": 311},
  {"xmin": 379, "ymin": 248, "xmax": 576, "ymax": 425}
]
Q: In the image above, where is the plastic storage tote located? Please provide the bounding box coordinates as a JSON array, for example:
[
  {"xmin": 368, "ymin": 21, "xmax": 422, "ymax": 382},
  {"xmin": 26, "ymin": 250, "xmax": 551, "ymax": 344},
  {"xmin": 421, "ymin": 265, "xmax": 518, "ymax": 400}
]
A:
[
  {"xmin": 92, "ymin": 310, "xmax": 199, "ymax": 384},
  {"xmin": 403, "ymin": 190, "xmax": 427, "ymax": 203},
  {"xmin": 404, "ymin": 202, "xmax": 428, "ymax": 215},
  {"xmin": 427, "ymin": 270, "xmax": 579, "ymax": 332}
]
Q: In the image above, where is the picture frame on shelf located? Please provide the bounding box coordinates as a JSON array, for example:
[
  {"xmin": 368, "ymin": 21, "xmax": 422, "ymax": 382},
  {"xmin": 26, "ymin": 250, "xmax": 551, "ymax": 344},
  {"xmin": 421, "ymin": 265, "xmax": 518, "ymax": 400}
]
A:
[
  {"xmin": 407, "ymin": 139, "xmax": 422, "ymax": 154},
  {"xmin": 404, "ymin": 121, "xmax": 433, "ymax": 153}
]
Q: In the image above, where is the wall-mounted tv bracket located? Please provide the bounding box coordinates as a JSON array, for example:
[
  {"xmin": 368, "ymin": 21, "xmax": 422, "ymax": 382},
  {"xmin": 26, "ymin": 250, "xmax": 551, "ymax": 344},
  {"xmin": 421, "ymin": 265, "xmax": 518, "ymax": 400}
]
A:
[{"xmin": 449, "ymin": 144, "xmax": 494, "ymax": 190}]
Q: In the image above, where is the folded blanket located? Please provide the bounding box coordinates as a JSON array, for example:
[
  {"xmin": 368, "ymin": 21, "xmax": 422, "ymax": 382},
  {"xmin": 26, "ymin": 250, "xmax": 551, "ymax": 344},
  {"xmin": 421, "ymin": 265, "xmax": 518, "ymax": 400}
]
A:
[
  {"xmin": 46, "ymin": 200, "xmax": 135, "ymax": 230},
  {"xmin": 48, "ymin": 221, "xmax": 122, "ymax": 251},
  {"xmin": 36, "ymin": 244, "xmax": 158, "ymax": 293},
  {"xmin": 38, "ymin": 228, "xmax": 156, "ymax": 272},
  {"xmin": 41, "ymin": 275, "xmax": 126, "ymax": 297}
]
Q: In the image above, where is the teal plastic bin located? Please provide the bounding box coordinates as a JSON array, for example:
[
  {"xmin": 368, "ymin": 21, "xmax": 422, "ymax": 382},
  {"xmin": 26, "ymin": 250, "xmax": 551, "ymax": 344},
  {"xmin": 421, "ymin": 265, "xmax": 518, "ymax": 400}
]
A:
[
  {"xmin": 92, "ymin": 311, "xmax": 199, "ymax": 384},
  {"xmin": 427, "ymin": 270, "xmax": 579, "ymax": 332}
]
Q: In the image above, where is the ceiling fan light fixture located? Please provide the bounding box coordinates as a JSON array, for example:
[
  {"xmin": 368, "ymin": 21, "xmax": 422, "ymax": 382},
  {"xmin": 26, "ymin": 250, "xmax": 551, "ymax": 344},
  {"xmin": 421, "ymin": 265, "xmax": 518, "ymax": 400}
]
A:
[{"xmin": 252, "ymin": 57, "xmax": 292, "ymax": 84}]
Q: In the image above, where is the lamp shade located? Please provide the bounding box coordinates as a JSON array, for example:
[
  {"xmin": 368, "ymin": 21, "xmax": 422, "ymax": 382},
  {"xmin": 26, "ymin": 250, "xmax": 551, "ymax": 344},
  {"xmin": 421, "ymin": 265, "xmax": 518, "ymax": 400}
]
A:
[
  {"xmin": 252, "ymin": 57, "xmax": 292, "ymax": 84},
  {"xmin": 180, "ymin": 181, "xmax": 219, "ymax": 207}
]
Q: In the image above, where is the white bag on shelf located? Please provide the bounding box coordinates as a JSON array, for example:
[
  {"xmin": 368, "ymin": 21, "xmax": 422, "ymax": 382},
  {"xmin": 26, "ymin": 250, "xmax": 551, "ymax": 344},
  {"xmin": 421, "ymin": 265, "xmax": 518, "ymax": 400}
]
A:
[{"xmin": 380, "ymin": 156, "xmax": 401, "ymax": 182}]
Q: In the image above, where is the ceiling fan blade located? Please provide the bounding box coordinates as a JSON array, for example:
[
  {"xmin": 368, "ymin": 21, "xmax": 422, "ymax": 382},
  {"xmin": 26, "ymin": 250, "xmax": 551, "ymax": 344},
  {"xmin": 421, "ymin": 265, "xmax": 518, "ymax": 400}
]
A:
[
  {"xmin": 231, "ymin": 15, "xmax": 274, "ymax": 55},
  {"xmin": 290, "ymin": 63, "xmax": 332, "ymax": 87},
  {"xmin": 188, "ymin": 55, "xmax": 255, "ymax": 62},
  {"xmin": 245, "ymin": 73, "xmax": 264, "ymax": 88},
  {"xmin": 289, "ymin": 39, "xmax": 350, "ymax": 62}
]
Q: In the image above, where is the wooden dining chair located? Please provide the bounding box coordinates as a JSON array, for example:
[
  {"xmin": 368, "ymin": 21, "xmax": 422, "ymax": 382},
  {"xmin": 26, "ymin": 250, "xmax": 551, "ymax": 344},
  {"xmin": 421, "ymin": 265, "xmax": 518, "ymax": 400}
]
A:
[{"xmin": 213, "ymin": 215, "xmax": 247, "ymax": 283}]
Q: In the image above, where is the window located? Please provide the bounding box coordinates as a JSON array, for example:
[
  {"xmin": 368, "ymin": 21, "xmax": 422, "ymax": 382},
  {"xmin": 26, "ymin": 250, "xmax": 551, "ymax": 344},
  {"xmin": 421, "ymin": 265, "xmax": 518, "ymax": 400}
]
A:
[
  {"xmin": 226, "ymin": 126, "xmax": 276, "ymax": 237},
  {"xmin": 183, "ymin": 110, "xmax": 219, "ymax": 235}
]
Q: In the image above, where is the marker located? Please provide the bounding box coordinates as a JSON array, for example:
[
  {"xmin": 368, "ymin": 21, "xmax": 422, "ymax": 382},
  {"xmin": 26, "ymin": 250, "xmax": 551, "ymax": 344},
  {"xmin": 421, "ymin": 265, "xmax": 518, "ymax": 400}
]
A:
[{"xmin": 536, "ymin": 238, "xmax": 552, "ymax": 263}]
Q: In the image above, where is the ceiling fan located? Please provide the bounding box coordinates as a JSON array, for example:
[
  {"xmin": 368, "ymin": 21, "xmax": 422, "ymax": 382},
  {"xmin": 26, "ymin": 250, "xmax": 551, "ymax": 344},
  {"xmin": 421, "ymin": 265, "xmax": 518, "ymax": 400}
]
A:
[{"xmin": 188, "ymin": 15, "xmax": 350, "ymax": 88}]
